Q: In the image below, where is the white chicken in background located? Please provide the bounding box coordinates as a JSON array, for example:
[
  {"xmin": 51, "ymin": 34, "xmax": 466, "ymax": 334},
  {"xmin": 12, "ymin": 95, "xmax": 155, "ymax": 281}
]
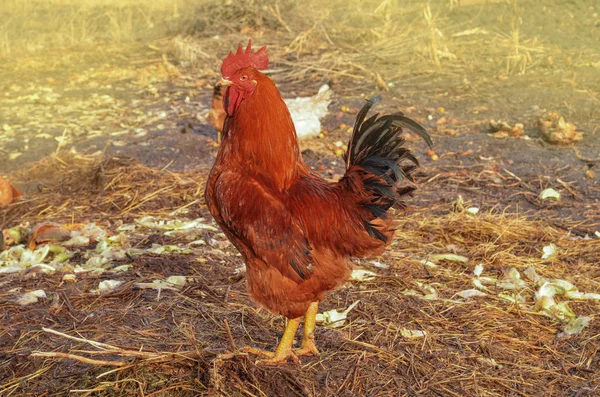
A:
[
  {"xmin": 283, "ymin": 84, "xmax": 333, "ymax": 139},
  {"xmin": 208, "ymin": 84, "xmax": 333, "ymax": 141}
]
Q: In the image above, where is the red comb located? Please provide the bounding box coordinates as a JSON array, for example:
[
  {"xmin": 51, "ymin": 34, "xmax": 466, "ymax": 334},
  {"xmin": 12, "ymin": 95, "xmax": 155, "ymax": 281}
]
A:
[{"xmin": 221, "ymin": 40, "xmax": 268, "ymax": 78}]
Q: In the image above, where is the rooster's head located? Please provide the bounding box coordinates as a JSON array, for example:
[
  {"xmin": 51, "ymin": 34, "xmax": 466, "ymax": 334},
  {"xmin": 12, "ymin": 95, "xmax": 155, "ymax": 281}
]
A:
[{"xmin": 219, "ymin": 40, "xmax": 268, "ymax": 116}]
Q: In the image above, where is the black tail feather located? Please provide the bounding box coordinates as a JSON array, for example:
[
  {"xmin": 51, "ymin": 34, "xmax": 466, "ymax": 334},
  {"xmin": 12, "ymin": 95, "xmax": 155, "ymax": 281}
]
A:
[
  {"xmin": 363, "ymin": 220, "xmax": 388, "ymax": 243},
  {"xmin": 345, "ymin": 97, "xmax": 431, "ymax": 222}
]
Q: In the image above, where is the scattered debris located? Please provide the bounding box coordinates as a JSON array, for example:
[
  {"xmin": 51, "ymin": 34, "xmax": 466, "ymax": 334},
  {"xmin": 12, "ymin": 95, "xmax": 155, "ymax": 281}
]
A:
[
  {"xmin": 420, "ymin": 259, "xmax": 438, "ymax": 268},
  {"xmin": 477, "ymin": 357, "xmax": 504, "ymax": 370},
  {"xmin": 457, "ymin": 289, "xmax": 487, "ymax": 299},
  {"xmin": 134, "ymin": 216, "xmax": 217, "ymax": 234},
  {"xmin": 350, "ymin": 268, "xmax": 377, "ymax": 281},
  {"xmin": 400, "ymin": 328, "xmax": 427, "ymax": 339},
  {"xmin": 404, "ymin": 281, "xmax": 439, "ymax": 301},
  {"xmin": 429, "ymin": 253, "xmax": 469, "ymax": 263},
  {"xmin": 473, "ymin": 263, "xmax": 484, "ymax": 277},
  {"xmin": 541, "ymin": 243, "xmax": 558, "ymax": 260},
  {"xmin": 466, "ymin": 207, "xmax": 479, "ymax": 215},
  {"xmin": 539, "ymin": 188, "xmax": 561, "ymax": 200},
  {"xmin": 497, "ymin": 267, "xmax": 527, "ymax": 290},
  {"xmin": 29, "ymin": 223, "xmax": 71, "ymax": 249},
  {"xmin": 0, "ymin": 176, "xmax": 22, "ymax": 208},
  {"xmin": 62, "ymin": 274, "xmax": 76, "ymax": 282},
  {"xmin": 370, "ymin": 260, "xmax": 390, "ymax": 269},
  {"xmin": 538, "ymin": 111, "xmax": 582, "ymax": 144},
  {"xmin": 92, "ymin": 280, "xmax": 123, "ymax": 294},
  {"xmin": 134, "ymin": 275, "xmax": 187, "ymax": 291},
  {"xmin": 16, "ymin": 289, "xmax": 47, "ymax": 305},
  {"xmin": 426, "ymin": 149, "xmax": 439, "ymax": 161},
  {"xmin": 558, "ymin": 316, "xmax": 592, "ymax": 339},
  {"xmin": 316, "ymin": 300, "xmax": 360, "ymax": 328},
  {"xmin": 489, "ymin": 119, "xmax": 524, "ymax": 138}
]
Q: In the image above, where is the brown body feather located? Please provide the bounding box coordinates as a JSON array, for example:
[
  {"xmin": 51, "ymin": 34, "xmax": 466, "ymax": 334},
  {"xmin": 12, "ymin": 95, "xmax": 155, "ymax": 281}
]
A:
[{"xmin": 205, "ymin": 68, "xmax": 430, "ymax": 319}]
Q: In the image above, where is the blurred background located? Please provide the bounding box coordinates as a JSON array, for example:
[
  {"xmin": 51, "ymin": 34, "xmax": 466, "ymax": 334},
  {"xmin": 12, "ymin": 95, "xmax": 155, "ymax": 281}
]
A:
[
  {"xmin": 1, "ymin": 0, "xmax": 598, "ymax": 219},
  {"xmin": 1, "ymin": 0, "xmax": 598, "ymax": 169}
]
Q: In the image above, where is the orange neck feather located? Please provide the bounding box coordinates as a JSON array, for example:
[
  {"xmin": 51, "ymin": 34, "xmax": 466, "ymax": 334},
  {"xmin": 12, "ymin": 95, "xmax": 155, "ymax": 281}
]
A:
[{"xmin": 222, "ymin": 73, "xmax": 302, "ymax": 191}]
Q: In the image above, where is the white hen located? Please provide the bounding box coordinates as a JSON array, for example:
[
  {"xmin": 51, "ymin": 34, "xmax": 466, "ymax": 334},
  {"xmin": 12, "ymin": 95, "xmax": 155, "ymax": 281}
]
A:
[{"xmin": 285, "ymin": 84, "xmax": 333, "ymax": 139}]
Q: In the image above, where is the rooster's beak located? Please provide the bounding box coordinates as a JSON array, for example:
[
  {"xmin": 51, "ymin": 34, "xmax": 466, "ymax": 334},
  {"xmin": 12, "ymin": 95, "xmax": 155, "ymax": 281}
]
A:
[{"xmin": 218, "ymin": 79, "xmax": 232, "ymax": 87}]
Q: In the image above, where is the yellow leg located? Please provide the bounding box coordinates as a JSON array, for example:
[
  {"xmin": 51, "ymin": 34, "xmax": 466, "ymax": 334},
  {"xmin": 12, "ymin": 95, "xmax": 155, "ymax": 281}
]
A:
[
  {"xmin": 295, "ymin": 301, "xmax": 320, "ymax": 357},
  {"xmin": 243, "ymin": 317, "xmax": 301, "ymax": 365}
]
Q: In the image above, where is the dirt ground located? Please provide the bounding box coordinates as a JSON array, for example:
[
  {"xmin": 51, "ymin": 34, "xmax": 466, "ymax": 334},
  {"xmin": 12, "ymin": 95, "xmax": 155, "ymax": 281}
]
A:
[{"xmin": 1, "ymin": 0, "xmax": 599, "ymax": 396}]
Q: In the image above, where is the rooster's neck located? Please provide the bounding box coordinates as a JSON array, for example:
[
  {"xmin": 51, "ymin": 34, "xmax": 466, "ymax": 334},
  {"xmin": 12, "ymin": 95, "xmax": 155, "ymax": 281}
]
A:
[{"xmin": 223, "ymin": 77, "xmax": 303, "ymax": 191}]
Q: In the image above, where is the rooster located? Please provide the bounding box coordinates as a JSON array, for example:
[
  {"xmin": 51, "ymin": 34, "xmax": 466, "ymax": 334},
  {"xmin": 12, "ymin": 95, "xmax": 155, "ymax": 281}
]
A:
[{"xmin": 205, "ymin": 41, "xmax": 432, "ymax": 364}]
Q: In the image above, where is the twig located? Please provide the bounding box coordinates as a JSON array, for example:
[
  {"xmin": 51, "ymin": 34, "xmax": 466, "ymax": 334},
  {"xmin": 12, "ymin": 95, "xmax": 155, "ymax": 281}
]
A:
[
  {"xmin": 556, "ymin": 178, "xmax": 578, "ymax": 198},
  {"xmin": 573, "ymin": 146, "xmax": 600, "ymax": 163},
  {"xmin": 224, "ymin": 319, "xmax": 237, "ymax": 351},
  {"xmin": 503, "ymin": 168, "xmax": 522, "ymax": 182},
  {"xmin": 267, "ymin": 4, "xmax": 292, "ymax": 33},
  {"xmin": 41, "ymin": 327, "xmax": 118, "ymax": 351},
  {"xmin": 31, "ymin": 351, "xmax": 126, "ymax": 367},
  {"xmin": 54, "ymin": 128, "xmax": 68, "ymax": 155}
]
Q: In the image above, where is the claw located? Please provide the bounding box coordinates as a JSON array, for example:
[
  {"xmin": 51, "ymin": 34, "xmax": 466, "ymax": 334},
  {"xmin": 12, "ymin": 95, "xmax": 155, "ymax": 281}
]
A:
[
  {"xmin": 294, "ymin": 340, "xmax": 320, "ymax": 357},
  {"xmin": 242, "ymin": 346, "xmax": 299, "ymax": 364},
  {"xmin": 257, "ymin": 350, "xmax": 299, "ymax": 365}
]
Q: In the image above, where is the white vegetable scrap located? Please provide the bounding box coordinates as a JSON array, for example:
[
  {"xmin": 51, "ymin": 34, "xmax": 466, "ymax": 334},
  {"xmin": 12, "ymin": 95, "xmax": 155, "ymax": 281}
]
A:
[
  {"xmin": 532, "ymin": 278, "xmax": 597, "ymax": 337},
  {"xmin": 472, "ymin": 264, "xmax": 496, "ymax": 291},
  {"xmin": 350, "ymin": 269, "xmax": 377, "ymax": 281},
  {"xmin": 62, "ymin": 274, "xmax": 77, "ymax": 282},
  {"xmin": 477, "ymin": 357, "xmax": 504, "ymax": 370},
  {"xmin": 166, "ymin": 275, "xmax": 187, "ymax": 286},
  {"xmin": 0, "ymin": 244, "xmax": 72, "ymax": 274},
  {"xmin": 473, "ymin": 264, "xmax": 484, "ymax": 277},
  {"xmin": 134, "ymin": 275, "xmax": 187, "ymax": 291},
  {"xmin": 496, "ymin": 267, "xmax": 527, "ymax": 290},
  {"xmin": 413, "ymin": 281, "xmax": 439, "ymax": 300},
  {"xmin": 16, "ymin": 289, "xmax": 47, "ymax": 305},
  {"xmin": 466, "ymin": 207, "xmax": 480, "ymax": 215},
  {"xmin": 419, "ymin": 259, "xmax": 438, "ymax": 268},
  {"xmin": 111, "ymin": 265, "xmax": 132, "ymax": 273},
  {"xmin": 91, "ymin": 280, "xmax": 122, "ymax": 294},
  {"xmin": 541, "ymin": 243, "xmax": 558, "ymax": 260},
  {"xmin": 316, "ymin": 300, "xmax": 360, "ymax": 328},
  {"xmin": 457, "ymin": 289, "xmax": 487, "ymax": 299},
  {"xmin": 429, "ymin": 253, "xmax": 469, "ymax": 263},
  {"xmin": 135, "ymin": 216, "xmax": 217, "ymax": 234},
  {"xmin": 565, "ymin": 291, "xmax": 600, "ymax": 300},
  {"xmin": 539, "ymin": 188, "xmax": 561, "ymax": 200},
  {"xmin": 63, "ymin": 223, "xmax": 107, "ymax": 246},
  {"xmin": 558, "ymin": 317, "xmax": 592, "ymax": 339},
  {"xmin": 497, "ymin": 292, "xmax": 525, "ymax": 304},
  {"xmin": 400, "ymin": 328, "xmax": 427, "ymax": 339},
  {"xmin": 370, "ymin": 260, "xmax": 390, "ymax": 269},
  {"xmin": 523, "ymin": 266, "xmax": 545, "ymax": 284}
]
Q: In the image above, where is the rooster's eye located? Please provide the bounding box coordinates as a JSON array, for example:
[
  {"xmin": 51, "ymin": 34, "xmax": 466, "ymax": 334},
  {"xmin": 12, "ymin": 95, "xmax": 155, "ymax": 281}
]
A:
[{"xmin": 239, "ymin": 75, "xmax": 248, "ymax": 81}]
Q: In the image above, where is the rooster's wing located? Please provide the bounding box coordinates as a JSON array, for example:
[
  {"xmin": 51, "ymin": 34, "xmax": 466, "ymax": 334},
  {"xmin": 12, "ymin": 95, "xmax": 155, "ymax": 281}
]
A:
[{"xmin": 211, "ymin": 170, "xmax": 314, "ymax": 282}]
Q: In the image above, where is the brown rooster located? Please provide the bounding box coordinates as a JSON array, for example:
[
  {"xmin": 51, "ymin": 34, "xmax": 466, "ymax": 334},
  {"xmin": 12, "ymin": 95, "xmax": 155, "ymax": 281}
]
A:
[{"xmin": 205, "ymin": 41, "xmax": 432, "ymax": 364}]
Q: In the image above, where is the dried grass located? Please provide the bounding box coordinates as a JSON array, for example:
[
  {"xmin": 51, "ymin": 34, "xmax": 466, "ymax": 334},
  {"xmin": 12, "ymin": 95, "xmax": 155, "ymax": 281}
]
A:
[{"xmin": 1, "ymin": 155, "xmax": 598, "ymax": 396}]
